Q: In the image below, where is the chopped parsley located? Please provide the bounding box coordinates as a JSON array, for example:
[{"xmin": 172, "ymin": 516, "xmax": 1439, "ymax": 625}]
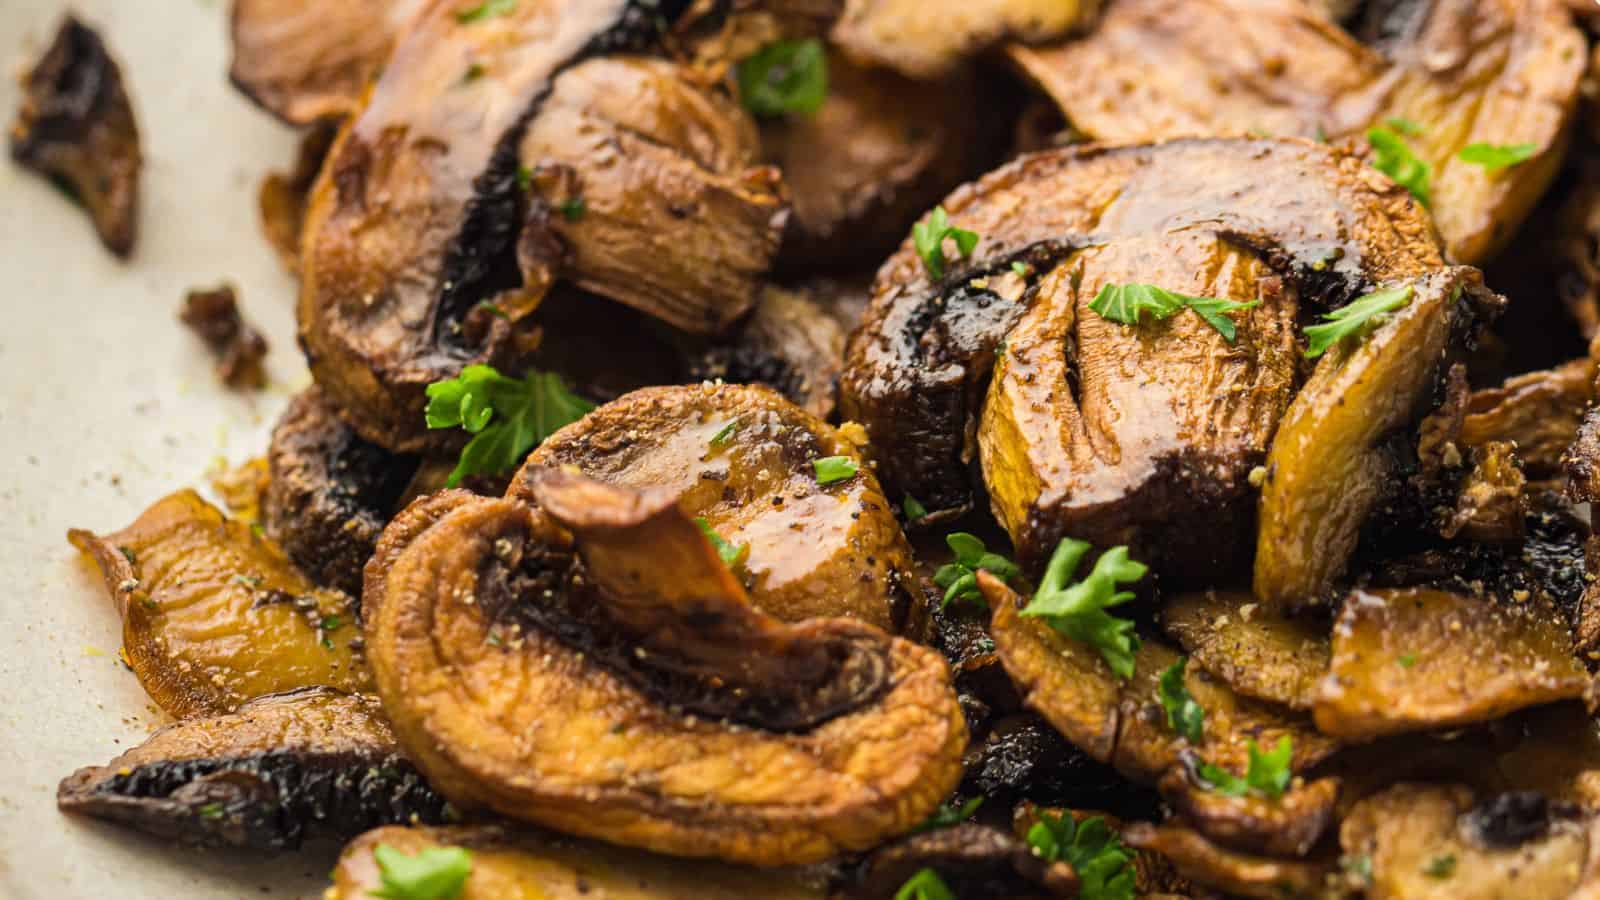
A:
[
  {"xmin": 1195, "ymin": 736, "xmax": 1293, "ymax": 800},
  {"xmin": 1458, "ymin": 142, "xmax": 1538, "ymax": 172},
  {"xmin": 197, "ymin": 802, "xmax": 224, "ymax": 820},
  {"xmin": 514, "ymin": 166, "xmax": 532, "ymax": 192},
  {"xmin": 455, "ymin": 0, "xmax": 514, "ymax": 24},
  {"xmin": 1341, "ymin": 853, "xmax": 1374, "ymax": 883},
  {"xmin": 812, "ymin": 455, "xmax": 859, "ymax": 485},
  {"xmin": 371, "ymin": 844, "xmax": 473, "ymax": 900},
  {"xmin": 425, "ymin": 364, "xmax": 594, "ymax": 487},
  {"xmin": 1011, "ymin": 261, "xmax": 1033, "ymax": 277},
  {"xmin": 1423, "ymin": 854, "xmax": 1457, "ymax": 878},
  {"xmin": 914, "ymin": 796, "xmax": 983, "ymax": 833},
  {"xmin": 557, "ymin": 197, "xmax": 586, "ymax": 221},
  {"xmin": 902, "ymin": 495, "xmax": 928, "ymax": 522},
  {"xmin": 1367, "ymin": 126, "xmax": 1431, "ymax": 207},
  {"xmin": 1385, "ymin": 117, "xmax": 1425, "ymax": 137},
  {"xmin": 1397, "ymin": 652, "xmax": 1418, "ymax": 669},
  {"xmin": 320, "ymin": 614, "xmax": 344, "ymax": 632},
  {"xmin": 736, "ymin": 39, "xmax": 827, "ymax": 118},
  {"xmin": 1088, "ymin": 283, "xmax": 1259, "ymax": 343},
  {"xmin": 894, "ymin": 868, "xmax": 955, "ymax": 900},
  {"xmin": 1026, "ymin": 812, "xmax": 1136, "ymax": 900},
  {"xmin": 1158, "ymin": 657, "xmax": 1206, "ymax": 743},
  {"xmin": 694, "ymin": 517, "xmax": 749, "ymax": 569},
  {"xmin": 1020, "ymin": 539, "xmax": 1145, "ymax": 679},
  {"xmin": 1303, "ymin": 283, "xmax": 1413, "ymax": 359},
  {"xmin": 932, "ymin": 533, "xmax": 1019, "ymax": 607},
  {"xmin": 912, "ymin": 206, "xmax": 979, "ymax": 280},
  {"xmin": 476, "ymin": 301, "xmax": 508, "ymax": 320},
  {"xmin": 118, "ymin": 546, "xmax": 137, "ymax": 565},
  {"xmin": 233, "ymin": 573, "xmax": 263, "ymax": 590},
  {"xmin": 461, "ymin": 63, "xmax": 485, "ymax": 84},
  {"xmin": 708, "ymin": 419, "xmax": 739, "ymax": 448}
]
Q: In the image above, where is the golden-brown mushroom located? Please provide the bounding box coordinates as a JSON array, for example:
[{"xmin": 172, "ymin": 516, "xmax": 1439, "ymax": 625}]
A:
[
  {"xmin": 831, "ymin": 0, "xmax": 1102, "ymax": 79},
  {"xmin": 841, "ymin": 823, "xmax": 1079, "ymax": 899},
  {"xmin": 178, "ymin": 284, "xmax": 270, "ymax": 391},
  {"xmin": 1465, "ymin": 355, "xmax": 1596, "ymax": 484},
  {"xmin": 1157, "ymin": 764, "xmax": 1340, "ymax": 858},
  {"xmin": 1120, "ymin": 822, "xmax": 1332, "ymax": 899},
  {"xmin": 1161, "ymin": 591, "xmax": 1329, "ymax": 711},
  {"xmin": 257, "ymin": 123, "xmax": 336, "ymax": 275}
]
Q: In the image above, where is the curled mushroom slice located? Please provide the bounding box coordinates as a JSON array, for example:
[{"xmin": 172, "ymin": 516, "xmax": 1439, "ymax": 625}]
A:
[
  {"xmin": 1158, "ymin": 764, "xmax": 1340, "ymax": 858},
  {"xmin": 1466, "ymin": 354, "xmax": 1596, "ymax": 485},
  {"xmin": 831, "ymin": 0, "xmax": 1101, "ymax": 79},
  {"xmin": 840, "ymin": 824, "xmax": 1078, "ymax": 899},
  {"xmin": 69, "ymin": 490, "xmax": 370, "ymax": 718},
  {"xmin": 1009, "ymin": 0, "xmax": 1586, "ymax": 264},
  {"xmin": 258, "ymin": 123, "xmax": 336, "ymax": 275},
  {"xmin": 1161, "ymin": 591, "xmax": 1329, "ymax": 711},
  {"xmin": 1121, "ymin": 823, "xmax": 1333, "ymax": 900},
  {"xmin": 365, "ymin": 476, "xmax": 964, "ymax": 864},
  {"xmin": 57, "ymin": 688, "xmax": 446, "ymax": 849},
  {"xmin": 330, "ymin": 826, "xmax": 826, "ymax": 900},
  {"xmin": 1313, "ymin": 587, "xmax": 1588, "ymax": 740},
  {"xmin": 9, "ymin": 15, "xmax": 141, "ymax": 257},
  {"xmin": 513, "ymin": 383, "xmax": 916, "ymax": 631},
  {"xmin": 1255, "ymin": 268, "xmax": 1502, "ymax": 610},
  {"xmin": 841, "ymin": 138, "xmax": 1443, "ymax": 547}
]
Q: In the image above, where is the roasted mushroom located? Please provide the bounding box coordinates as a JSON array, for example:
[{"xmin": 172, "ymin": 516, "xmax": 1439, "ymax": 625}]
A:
[
  {"xmin": 363, "ymin": 471, "xmax": 964, "ymax": 864},
  {"xmin": 1157, "ymin": 763, "xmax": 1340, "ymax": 858},
  {"xmin": 69, "ymin": 490, "xmax": 370, "ymax": 718},
  {"xmin": 1161, "ymin": 591, "xmax": 1329, "ymax": 711},
  {"xmin": 178, "ymin": 284, "xmax": 270, "ymax": 390},
  {"xmin": 257, "ymin": 123, "xmax": 336, "ymax": 275},
  {"xmin": 1466, "ymin": 353, "xmax": 1596, "ymax": 484},
  {"xmin": 831, "ymin": 0, "xmax": 1102, "ymax": 79},
  {"xmin": 9, "ymin": 15, "xmax": 141, "ymax": 256},
  {"xmin": 839, "ymin": 824, "xmax": 1078, "ymax": 899},
  {"xmin": 58, "ymin": 688, "xmax": 445, "ymax": 850},
  {"xmin": 1121, "ymin": 822, "xmax": 1333, "ymax": 900}
]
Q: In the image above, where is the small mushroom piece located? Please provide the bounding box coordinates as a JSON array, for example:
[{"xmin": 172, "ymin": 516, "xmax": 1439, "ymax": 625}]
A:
[
  {"xmin": 839, "ymin": 824, "xmax": 1079, "ymax": 899},
  {"xmin": 328, "ymin": 826, "xmax": 826, "ymax": 900},
  {"xmin": 178, "ymin": 284, "xmax": 270, "ymax": 390},
  {"xmin": 57, "ymin": 688, "xmax": 446, "ymax": 850},
  {"xmin": 831, "ymin": 0, "xmax": 1102, "ymax": 79},
  {"xmin": 512, "ymin": 384, "xmax": 917, "ymax": 631},
  {"xmin": 9, "ymin": 15, "xmax": 141, "ymax": 256},
  {"xmin": 1161, "ymin": 591, "xmax": 1329, "ymax": 711},
  {"xmin": 1465, "ymin": 355, "xmax": 1596, "ymax": 484},
  {"xmin": 1121, "ymin": 822, "xmax": 1333, "ymax": 900},
  {"xmin": 1158, "ymin": 763, "xmax": 1340, "ymax": 858},
  {"xmin": 364, "ymin": 474, "xmax": 964, "ymax": 864},
  {"xmin": 258, "ymin": 122, "xmax": 336, "ymax": 275},
  {"xmin": 1254, "ymin": 268, "xmax": 1503, "ymax": 610},
  {"xmin": 68, "ymin": 490, "xmax": 370, "ymax": 718},
  {"xmin": 1314, "ymin": 587, "xmax": 1589, "ymax": 740},
  {"xmin": 1441, "ymin": 440, "xmax": 1528, "ymax": 544}
]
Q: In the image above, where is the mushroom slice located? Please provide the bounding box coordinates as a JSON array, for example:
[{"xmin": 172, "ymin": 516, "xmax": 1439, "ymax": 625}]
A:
[
  {"xmin": 1121, "ymin": 822, "xmax": 1332, "ymax": 900},
  {"xmin": 364, "ymin": 475, "xmax": 964, "ymax": 864},
  {"xmin": 1314, "ymin": 587, "xmax": 1588, "ymax": 740},
  {"xmin": 1442, "ymin": 439, "xmax": 1528, "ymax": 544},
  {"xmin": 228, "ymin": 0, "xmax": 426, "ymax": 125},
  {"xmin": 178, "ymin": 284, "xmax": 270, "ymax": 390},
  {"xmin": 264, "ymin": 387, "xmax": 421, "ymax": 598},
  {"xmin": 840, "ymin": 824, "xmax": 1078, "ymax": 899},
  {"xmin": 1161, "ymin": 591, "xmax": 1328, "ymax": 711},
  {"xmin": 57, "ymin": 688, "xmax": 445, "ymax": 850},
  {"xmin": 329, "ymin": 826, "xmax": 826, "ymax": 900},
  {"xmin": 984, "ymin": 574, "xmax": 1336, "ymax": 785},
  {"xmin": 298, "ymin": 0, "xmax": 780, "ymax": 451},
  {"xmin": 1009, "ymin": 0, "xmax": 1586, "ymax": 264},
  {"xmin": 9, "ymin": 15, "xmax": 141, "ymax": 257},
  {"xmin": 840, "ymin": 138, "xmax": 1442, "ymax": 539},
  {"xmin": 258, "ymin": 122, "xmax": 336, "ymax": 275},
  {"xmin": 831, "ymin": 0, "xmax": 1101, "ymax": 79},
  {"xmin": 1465, "ymin": 355, "xmax": 1596, "ymax": 484},
  {"xmin": 69, "ymin": 490, "xmax": 370, "ymax": 718},
  {"xmin": 1158, "ymin": 764, "xmax": 1340, "ymax": 858},
  {"xmin": 1254, "ymin": 268, "xmax": 1501, "ymax": 610},
  {"xmin": 1341, "ymin": 783, "xmax": 1590, "ymax": 899},
  {"xmin": 512, "ymin": 383, "xmax": 916, "ymax": 631}
]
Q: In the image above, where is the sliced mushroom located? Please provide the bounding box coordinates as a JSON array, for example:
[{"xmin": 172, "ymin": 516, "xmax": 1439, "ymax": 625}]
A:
[
  {"xmin": 57, "ymin": 688, "xmax": 445, "ymax": 849},
  {"xmin": 258, "ymin": 122, "xmax": 336, "ymax": 275},
  {"xmin": 1465, "ymin": 355, "xmax": 1596, "ymax": 484},
  {"xmin": 1314, "ymin": 587, "xmax": 1588, "ymax": 740},
  {"xmin": 1158, "ymin": 763, "xmax": 1340, "ymax": 858},
  {"xmin": 1161, "ymin": 591, "xmax": 1329, "ymax": 711},
  {"xmin": 364, "ymin": 472, "xmax": 964, "ymax": 864},
  {"xmin": 69, "ymin": 490, "xmax": 370, "ymax": 718},
  {"xmin": 1010, "ymin": 805, "xmax": 1193, "ymax": 896},
  {"xmin": 329, "ymin": 825, "xmax": 827, "ymax": 900},
  {"xmin": 9, "ymin": 15, "xmax": 141, "ymax": 257},
  {"xmin": 1121, "ymin": 822, "xmax": 1333, "ymax": 900},
  {"xmin": 512, "ymin": 383, "xmax": 916, "ymax": 631},
  {"xmin": 1254, "ymin": 267, "xmax": 1502, "ymax": 610},
  {"xmin": 1009, "ymin": 0, "xmax": 1586, "ymax": 263},
  {"xmin": 178, "ymin": 284, "xmax": 269, "ymax": 390},
  {"xmin": 839, "ymin": 824, "xmax": 1078, "ymax": 899},
  {"xmin": 831, "ymin": 0, "xmax": 1102, "ymax": 79},
  {"xmin": 1441, "ymin": 440, "xmax": 1528, "ymax": 544}
]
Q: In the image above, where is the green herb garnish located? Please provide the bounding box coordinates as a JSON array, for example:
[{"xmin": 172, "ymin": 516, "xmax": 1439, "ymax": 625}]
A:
[
  {"xmin": 1020, "ymin": 539, "xmax": 1145, "ymax": 679},
  {"xmin": 894, "ymin": 868, "xmax": 955, "ymax": 900},
  {"xmin": 1423, "ymin": 854, "xmax": 1456, "ymax": 878},
  {"xmin": 1397, "ymin": 652, "xmax": 1417, "ymax": 669},
  {"xmin": 736, "ymin": 39, "xmax": 827, "ymax": 118},
  {"xmin": 1457, "ymin": 142, "xmax": 1537, "ymax": 172},
  {"xmin": 514, "ymin": 166, "xmax": 531, "ymax": 192},
  {"xmin": 371, "ymin": 844, "xmax": 472, "ymax": 900},
  {"xmin": 197, "ymin": 802, "xmax": 224, "ymax": 820},
  {"xmin": 1367, "ymin": 126, "xmax": 1431, "ymax": 207},
  {"xmin": 914, "ymin": 796, "xmax": 983, "ymax": 833},
  {"xmin": 425, "ymin": 365, "xmax": 593, "ymax": 487},
  {"xmin": 1195, "ymin": 736, "xmax": 1293, "ymax": 800},
  {"xmin": 902, "ymin": 495, "xmax": 928, "ymax": 522},
  {"xmin": 1026, "ymin": 812, "xmax": 1137, "ymax": 900},
  {"xmin": 461, "ymin": 63, "xmax": 484, "ymax": 83},
  {"xmin": 320, "ymin": 614, "xmax": 343, "ymax": 632},
  {"xmin": 1302, "ymin": 283, "xmax": 1412, "ymax": 359},
  {"xmin": 1158, "ymin": 657, "xmax": 1206, "ymax": 743},
  {"xmin": 557, "ymin": 197, "xmax": 585, "ymax": 221},
  {"xmin": 1088, "ymin": 283, "xmax": 1258, "ymax": 343},
  {"xmin": 1385, "ymin": 117, "xmax": 1425, "ymax": 137},
  {"xmin": 1011, "ymin": 261, "xmax": 1032, "ymax": 277},
  {"xmin": 932, "ymin": 533, "xmax": 1019, "ymax": 607},
  {"xmin": 694, "ymin": 517, "xmax": 749, "ymax": 569},
  {"xmin": 455, "ymin": 0, "xmax": 514, "ymax": 24},
  {"xmin": 912, "ymin": 206, "xmax": 979, "ymax": 280},
  {"xmin": 233, "ymin": 573, "xmax": 263, "ymax": 590},
  {"xmin": 1341, "ymin": 854, "xmax": 1374, "ymax": 883},
  {"xmin": 709, "ymin": 419, "xmax": 739, "ymax": 448},
  {"xmin": 812, "ymin": 455, "xmax": 859, "ymax": 485}
]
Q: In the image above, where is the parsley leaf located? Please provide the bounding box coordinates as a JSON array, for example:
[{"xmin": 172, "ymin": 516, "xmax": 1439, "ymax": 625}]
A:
[
  {"xmin": 1196, "ymin": 736, "xmax": 1294, "ymax": 800},
  {"xmin": 1423, "ymin": 854, "xmax": 1457, "ymax": 878},
  {"xmin": 902, "ymin": 495, "xmax": 928, "ymax": 522},
  {"xmin": 912, "ymin": 206, "xmax": 979, "ymax": 280},
  {"xmin": 1457, "ymin": 142, "xmax": 1538, "ymax": 172},
  {"xmin": 914, "ymin": 796, "xmax": 983, "ymax": 833},
  {"xmin": 694, "ymin": 517, "xmax": 749, "ymax": 570},
  {"xmin": 558, "ymin": 197, "xmax": 586, "ymax": 221},
  {"xmin": 1385, "ymin": 117, "xmax": 1425, "ymax": 137},
  {"xmin": 894, "ymin": 868, "xmax": 955, "ymax": 900},
  {"xmin": 1397, "ymin": 652, "xmax": 1418, "ymax": 668},
  {"xmin": 932, "ymin": 533, "xmax": 1019, "ymax": 607},
  {"xmin": 425, "ymin": 364, "xmax": 594, "ymax": 487},
  {"xmin": 371, "ymin": 844, "xmax": 472, "ymax": 900},
  {"xmin": 1158, "ymin": 657, "xmax": 1206, "ymax": 743},
  {"xmin": 1089, "ymin": 283, "xmax": 1259, "ymax": 343},
  {"xmin": 1302, "ymin": 283, "xmax": 1413, "ymax": 359},
  {"xmin": 1026, "ymin": 812, "xmax": 1137, "ymax": 900},
  {"xmin": 813, "ymin": 455, "xmax": 859, "ymax": 485},
  {"xmin": 1367, "ymin": 126, "xmax": 1431, "ymax": 207},
  {"xmin": 708, "ymin": 419, "xmax": 739, "ymax": 448},
  {"xmin": 1020, "ymin": 539, "xmax": 1145, "ymax": 679},
  {"xmin": 737, "ymin": 39, "xmax": 827, "ymax": 118},
  {"xmin": 455, "ymin": 0, "xmax": 514, "ymax": 24}
]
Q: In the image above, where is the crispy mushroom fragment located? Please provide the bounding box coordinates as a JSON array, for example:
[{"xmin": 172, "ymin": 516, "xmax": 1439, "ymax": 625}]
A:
[
  {"xmin": 178, "ymin": 284, "xmax": 269, "ymax": 390},
  {"xmin": 69, "ymin": 490, "xmax": 370, "ymax": 718},
  {"xmin": 258, "ymin": 123, "xmax": 336, "ymax": 275},
  {"xmin": 840, "ymin": 824, "xmax": 1078, "ymax": 899},
  {"xmin": 1009, "ymin": 0, "xmax": 1586, "ymax": 264},
  {"xmin": 1161, "ymin": 591, "xmax": 1329, "ymax": 711},
  {"xmin": 831, "ymin": 0, "xmax": 1102, "ymax": 79},
  {"xmin": 513, "ymin": 383, "xmax": 917, "ymax": 631},
  {"xmin": 9, "ymin": 15, "xmax": 141, "ymax": 257},
  {"xmin": 364, "ymin": 472, "xmax": 964, "ymax": 864},
  {"xmin": 329, "ymin": 825, "xmax": 827, "ymax": 900},
  {"xmin": 1121, "ymin": 822, "xmax": 1333, "ymax": 900},
  {"xmin": 1314, "ymin": 587, "xmax": 1589, "ymax": 740},
  {"xmin": 57, "ymin": 688, "xmax": 445, "ymax": 850},
  {"xmin": 840, "ymin": 138, "xmax": 1444, "ymax": 555},
  {"xmin": 1465, "ymin": 355, "xmax": 1596, "ymax": 483},
  {"xmin": 1158, "ymin": 763, "xmax": 1340, "ymax": 858}
]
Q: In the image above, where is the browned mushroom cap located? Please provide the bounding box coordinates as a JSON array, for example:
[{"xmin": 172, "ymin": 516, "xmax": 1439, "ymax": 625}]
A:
[
  {"xmin": 229, "ymin": 0, "xmax": 425, "ymax": 125},
  {"xmin": 982, "ymin": 574, "xmax": 1337, "ymax": 785},
  {"xmin": 512, "ymin": 384, "xmax": 917, "ymax": 631},
  {"xmin": 178, "ymin": 284, "xmax": 270, "ymax": 391},
  {"xmin": 831, "ymin": 0, "xmax": 1101, "ymax": 79},
  {"xmin": 840, "ymin": 138, "xmax": 1443, "ymax": 553},
  {"xmin": 1467, "ymin": 354, "xmax": 1595, "ymax": 485},
  {"xmin": 1161, "ymin": 592, "xmax": 1328, "ymax": 711},
  {"xmin": 258, "ymin": 123, "xmax": 336, "ymax": 275},
  {"xmin": 364, "ymin": 474, "xmax": 964, "ymax": 864},
  {"xmin": 1009, "ymin": 0, "xmax": 1586, "ymax": 264},
  {"xmin": 1157, "ymin": 765, "xmax": 1340, "ymax": 859},
  {"xmin": 298, "ymin": 0, "xmax": 783, "ymax": 452},
  {"xmin": 840, "ymin": 824, "xmax": 1079, "ymax": 899},
  {"xmin": 57, "ymin": 688, "xmax": 446, "ymax": 850},
  {"xmin": 68, "ymin": 490, "xmax": 370, "ymax": 718},
  {"xmin": 329, "ymin": 825, "xmax": 828, "ymax": 900},
  {"xmin": 1313, "ymin": 587, "xmax": 1588, "ymax": 740},
  {"xmin": 1121, "ymin": 823, "xmax": 1333, "ymax": 900},
  {"xmin": 9, "ymin": 15, "xmax": 141, "ymax": 257},
  {"xmin": 1254, "ymin": 268, "xmax": 1502, "ymax": 610},
  {"xmin": 1341, "ymin": 783, "xmax": 1592, "ymax": 899}
]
